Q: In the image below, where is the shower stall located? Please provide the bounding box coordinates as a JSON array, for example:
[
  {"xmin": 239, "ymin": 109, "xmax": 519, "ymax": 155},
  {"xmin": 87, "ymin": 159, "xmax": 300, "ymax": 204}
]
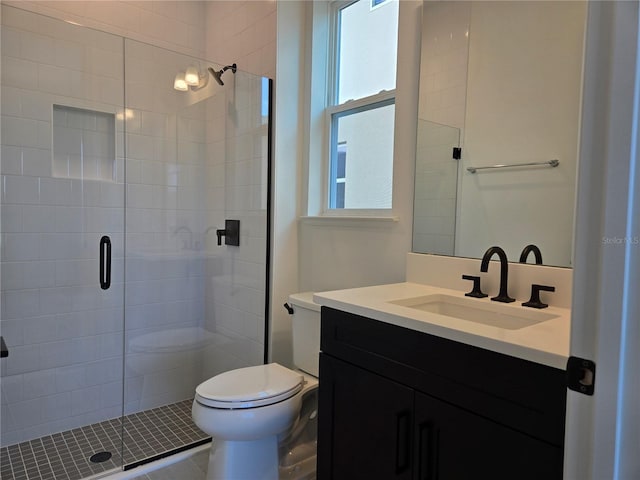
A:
[{"xmin": 0, "ymin": 5, "xmax": 271, "ymax": 479}]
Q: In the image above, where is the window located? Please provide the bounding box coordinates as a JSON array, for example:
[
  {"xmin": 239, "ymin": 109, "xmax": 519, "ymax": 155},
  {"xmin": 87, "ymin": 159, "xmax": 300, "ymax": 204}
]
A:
[
  {"xmin": 370, "ymin": 0, "xmax": 391, "ymax": 11},
  {"xmin": 332, "ymin": 142, "xmax": 347, "ymax": 208},
  {"xmin": 326, "ymin": 0, "xmax": 399, "ymax": 211}
]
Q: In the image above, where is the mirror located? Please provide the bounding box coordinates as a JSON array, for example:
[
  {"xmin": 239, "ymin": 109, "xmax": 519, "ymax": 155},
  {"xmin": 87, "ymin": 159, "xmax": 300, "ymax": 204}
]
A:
[{"xmin": 413, "ymin": 1, "xmax": 587, "ymax": 267}]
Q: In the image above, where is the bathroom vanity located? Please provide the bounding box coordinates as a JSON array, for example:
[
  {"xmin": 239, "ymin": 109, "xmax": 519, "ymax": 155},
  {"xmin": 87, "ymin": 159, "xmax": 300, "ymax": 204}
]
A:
[{"xmin": 314, "ymin": 276, "xmax": 570, "ymax": 480}]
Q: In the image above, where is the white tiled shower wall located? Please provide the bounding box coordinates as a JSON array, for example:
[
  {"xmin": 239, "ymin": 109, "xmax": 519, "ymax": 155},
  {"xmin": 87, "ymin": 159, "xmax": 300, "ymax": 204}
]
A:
[
  {"xmin": 3, "ymin": 0, "xmax": 207, "ymax": 59},
  {"xmin": 1, "ymin": 8, "xmax": 127, "ymax": 446},
  {"xmin": 1, "ymin": 1, "xmax": 275, "ymax": 447},
  {"xmin": 205, "ymin": 1, "xmax": 277, "ymax": 79},
  {"xmin": 52, "ymin": 105, "xmax": 116, "ymax": 182},
  {"xmin": 6, "ymin": 1, "xmax": 278, "ymax": 80}
]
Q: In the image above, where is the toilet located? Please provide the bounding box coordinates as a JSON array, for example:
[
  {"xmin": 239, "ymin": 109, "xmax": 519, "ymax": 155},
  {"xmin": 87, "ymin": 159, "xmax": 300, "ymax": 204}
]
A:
[
  {"xmin": 127, "ymin": 327, "xmax": 220, "ymax": 410},
  {"xmin": 192, "ymin": 292, "xmax": 320, "ymax": 480}
]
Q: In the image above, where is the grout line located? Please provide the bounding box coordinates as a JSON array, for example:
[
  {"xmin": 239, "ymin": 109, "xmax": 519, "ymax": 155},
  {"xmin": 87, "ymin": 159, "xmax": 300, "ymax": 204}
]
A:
[
  {"xmin": 33, "ymin": 437, "xmax": 54, "ymax": 479},
  {"xmin": 18, "ymin": 442, "xmax": 31, "ymax": 479},
  {"xmin": 2, "ymin": 446, "xmax": 17, "ymax": 479},
  {"xmin": 58, "ymin": 430, "xmax": 82, "ymax": 480}
]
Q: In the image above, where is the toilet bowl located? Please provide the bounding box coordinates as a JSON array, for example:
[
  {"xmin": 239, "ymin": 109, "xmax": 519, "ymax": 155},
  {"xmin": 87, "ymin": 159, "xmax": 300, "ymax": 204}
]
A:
[
  {"xmin": 193, "ymin": 364, "xmax": 318, "ymax": 479},
  {"xmin": 192, "ymin": 292, "xmax": 320, "ymax": 480}
]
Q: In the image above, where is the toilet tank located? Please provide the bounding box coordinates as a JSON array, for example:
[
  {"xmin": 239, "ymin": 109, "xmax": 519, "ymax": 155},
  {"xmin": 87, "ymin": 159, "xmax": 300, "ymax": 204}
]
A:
[{"xmin": 288, "ymin": 292, "xmax": 321, "ymax": 377}]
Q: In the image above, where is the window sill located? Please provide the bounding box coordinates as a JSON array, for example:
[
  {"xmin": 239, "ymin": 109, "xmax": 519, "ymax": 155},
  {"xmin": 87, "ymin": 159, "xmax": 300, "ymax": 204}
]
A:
[{"xmin": 299, "ymin": 215, "xmax": 400, "ymax": 227}]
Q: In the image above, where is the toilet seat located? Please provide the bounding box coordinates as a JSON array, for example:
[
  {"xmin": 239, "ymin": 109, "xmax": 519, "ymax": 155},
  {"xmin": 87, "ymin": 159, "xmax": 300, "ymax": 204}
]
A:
[{"xmin": 195, "ymin": 363, "xmax": 304, "ymax": 409}]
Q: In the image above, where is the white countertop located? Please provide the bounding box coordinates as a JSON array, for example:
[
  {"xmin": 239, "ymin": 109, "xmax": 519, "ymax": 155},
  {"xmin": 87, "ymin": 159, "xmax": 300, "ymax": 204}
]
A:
[{"xmin": 314, "ymin": 282, "xmax": 571, "ymax": 370}]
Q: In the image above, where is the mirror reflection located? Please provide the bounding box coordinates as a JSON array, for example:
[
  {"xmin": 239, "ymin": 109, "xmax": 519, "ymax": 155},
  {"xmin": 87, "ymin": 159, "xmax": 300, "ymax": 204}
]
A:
[{"xmin": 413, "ymin": 1, "xmax": 587, "ymax": 267}]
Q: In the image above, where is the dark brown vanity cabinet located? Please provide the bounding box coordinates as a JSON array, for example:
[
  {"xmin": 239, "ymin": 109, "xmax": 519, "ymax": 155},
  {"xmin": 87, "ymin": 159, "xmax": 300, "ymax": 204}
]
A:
[{"xmin": 317, "ymin": 307, "xmax": 567, "ymax": 480}]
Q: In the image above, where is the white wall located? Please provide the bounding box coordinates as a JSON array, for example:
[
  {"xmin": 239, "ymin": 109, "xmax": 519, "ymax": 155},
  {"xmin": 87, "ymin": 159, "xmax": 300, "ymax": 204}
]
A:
[{"xmin": 268, "ymin": 0, "xmax": 305, "ymax": 366}]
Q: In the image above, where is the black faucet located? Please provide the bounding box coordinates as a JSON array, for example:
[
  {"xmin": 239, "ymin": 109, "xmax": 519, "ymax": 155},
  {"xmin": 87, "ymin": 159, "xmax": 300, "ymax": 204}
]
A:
[
  {"xmin": 480, "ymin": 246, "xmax": 515, "ymax": 303},
  {"xmin": 519, "ymin": 244, "xmax": 543, "ymax": 265}
]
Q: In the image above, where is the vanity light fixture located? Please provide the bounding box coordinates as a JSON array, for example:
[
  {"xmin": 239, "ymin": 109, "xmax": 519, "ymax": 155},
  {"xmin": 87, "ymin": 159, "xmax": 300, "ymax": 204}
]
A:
[
  {"xmin": 116, "ymin": 108, "xmax": 135, "ymax": 120},
  {"xmin": 174, "ymin": 72, "xmax": 188, "ymax": 91},
  {"xmin": 184, "ymin": 66, "xmax": 200, "ymax": 86},
  {"xmin": 174, "ymin": 66, "xmax": 209, "ymax": 92}
]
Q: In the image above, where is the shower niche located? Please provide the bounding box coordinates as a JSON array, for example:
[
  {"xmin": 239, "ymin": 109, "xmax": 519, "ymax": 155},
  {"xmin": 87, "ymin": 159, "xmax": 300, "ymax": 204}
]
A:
[{"xmin": 52, "ymin": 105, "xmax": 117, "ymax": 182}]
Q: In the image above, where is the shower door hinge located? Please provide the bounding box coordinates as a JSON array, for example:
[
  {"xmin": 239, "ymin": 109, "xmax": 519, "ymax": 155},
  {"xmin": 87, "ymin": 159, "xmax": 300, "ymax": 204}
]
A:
[
  {"xmin": 452, "ymin": 147, "xmax": 462, "ymax": 160},
  {"xmin": 566, "ymin": 356, "xmax": 596, "ymax": 395}
]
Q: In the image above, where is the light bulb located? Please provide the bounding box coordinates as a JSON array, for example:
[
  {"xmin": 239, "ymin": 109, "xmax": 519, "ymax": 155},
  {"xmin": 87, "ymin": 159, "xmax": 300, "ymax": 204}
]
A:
[
  {"xmin": 185, "ymin": 66, "xmax": 200, "ymax": 86},
  {"xmin": 174, "ymin": 73, "xmax": 188, "ymax": 91}
]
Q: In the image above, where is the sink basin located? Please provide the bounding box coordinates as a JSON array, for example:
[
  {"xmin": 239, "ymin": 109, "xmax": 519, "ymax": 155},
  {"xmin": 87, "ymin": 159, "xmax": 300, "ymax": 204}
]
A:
[{"xmin": 387, "ymin": 294, "xmax": 558, "ymax": 330}]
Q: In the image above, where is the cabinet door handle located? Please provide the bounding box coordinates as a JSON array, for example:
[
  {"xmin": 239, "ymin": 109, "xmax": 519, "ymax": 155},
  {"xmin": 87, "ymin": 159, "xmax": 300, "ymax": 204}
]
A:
[
  {"xmin": 395, "ymin": 411, "xmax": 411, "ymax": 474},
  {"xmin": 418, "ymin": 422, "xmax": 439, "ymax": 480},
  {"xmin": 99, "ymin": 236, "xmax": 111, "ymax": 290}
]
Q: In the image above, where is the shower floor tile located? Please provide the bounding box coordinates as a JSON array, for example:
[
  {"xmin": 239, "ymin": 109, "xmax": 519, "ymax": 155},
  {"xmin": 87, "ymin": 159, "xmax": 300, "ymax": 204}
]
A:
[{"xmin": 0, "ymin": 399, "xmax": 210, "ymax": 480}]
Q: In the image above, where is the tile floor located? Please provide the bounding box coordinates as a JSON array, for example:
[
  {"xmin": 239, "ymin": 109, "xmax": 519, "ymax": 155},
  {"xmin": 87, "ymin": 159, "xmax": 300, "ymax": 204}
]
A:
[{"xmin": 0, "ymin": 400, "xmax": 210, "ymax": 480}]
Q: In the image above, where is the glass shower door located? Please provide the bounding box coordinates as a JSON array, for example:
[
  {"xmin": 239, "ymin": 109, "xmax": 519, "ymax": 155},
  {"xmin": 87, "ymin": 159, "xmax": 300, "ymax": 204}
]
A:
[
  {"xmin": 1, "ymin": 5, "xmax": 126, "ymax": 477},
  {"xmin": 122, "ymin": 39, "xmax": 271, "ymax": 464},
  {"xmin": 412, "ymin": 120, "xmax": 461, "ymax": 256}
]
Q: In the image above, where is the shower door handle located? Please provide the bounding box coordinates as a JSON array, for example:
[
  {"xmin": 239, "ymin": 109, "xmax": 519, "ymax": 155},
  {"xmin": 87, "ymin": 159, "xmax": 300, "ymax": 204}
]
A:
[{"xmin": 100, "ymin": 236, "xmax": 111, "ymax": 290}]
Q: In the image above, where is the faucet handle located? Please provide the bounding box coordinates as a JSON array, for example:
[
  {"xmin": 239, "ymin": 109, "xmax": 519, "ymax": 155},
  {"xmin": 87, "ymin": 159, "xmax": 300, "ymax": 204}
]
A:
[
  {"xmin": 462, "ymin": 275, "xmax": 488, "ymax": 298},
  {"xmin": 522, "ymin": 284, "xmax": 555, "ymax": 309}
]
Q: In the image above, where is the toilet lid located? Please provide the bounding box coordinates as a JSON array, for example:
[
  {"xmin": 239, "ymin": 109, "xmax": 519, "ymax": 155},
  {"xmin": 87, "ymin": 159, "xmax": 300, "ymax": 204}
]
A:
[{"xmin": 195, "ymin": 363, "xmax": 304, "ymax": 409}]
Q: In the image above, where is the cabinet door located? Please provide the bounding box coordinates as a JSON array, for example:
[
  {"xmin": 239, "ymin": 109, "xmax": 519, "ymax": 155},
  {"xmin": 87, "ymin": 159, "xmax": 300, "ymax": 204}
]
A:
[
  {"xmin": 413, "ymin": 392, "xmax": 563, "ymax": 480},
  {"xmin": 318, "ymin": 354, "xmax": 414, "ymax": 480}
]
